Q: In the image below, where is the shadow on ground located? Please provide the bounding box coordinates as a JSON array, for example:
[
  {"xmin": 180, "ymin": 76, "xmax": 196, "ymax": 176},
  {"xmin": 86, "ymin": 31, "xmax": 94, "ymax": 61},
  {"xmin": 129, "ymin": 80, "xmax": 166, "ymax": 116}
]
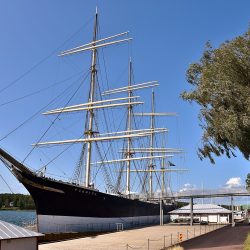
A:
[{"xmin": 180, "ymin": 223, "xmax": 249, "ymax": 250}]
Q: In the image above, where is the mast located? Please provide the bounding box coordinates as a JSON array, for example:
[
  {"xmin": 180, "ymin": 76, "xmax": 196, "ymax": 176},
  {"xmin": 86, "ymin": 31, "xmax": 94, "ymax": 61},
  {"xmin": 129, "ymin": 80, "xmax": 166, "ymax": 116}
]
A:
[
  {"xmin": 161, "ymin": 152, "xmax": 165, "ymax": 197},
  {"xmin": 149, "ymin": 89, "xmax": 155, "ymax": 197},
  {"xmin": 126, "ymin": 58, "xmax": 132, "ymax": 196},
  {"xmin": 36, "ymin": 10, "xmax": 134, "ymax": 188},
  {"xmin": 161, "ymin": 132, "xmax": 166, "ymax": 197},
  {"xmin": 85, "ymin": 9, "xmax": 98, "ymax": 187}
]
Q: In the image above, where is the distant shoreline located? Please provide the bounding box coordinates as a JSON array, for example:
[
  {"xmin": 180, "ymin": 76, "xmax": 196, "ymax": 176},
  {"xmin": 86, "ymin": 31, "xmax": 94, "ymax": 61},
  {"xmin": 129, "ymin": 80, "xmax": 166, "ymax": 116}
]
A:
[
  {"xmin": 0, "ymin": 193, "xmax": 35, "ymax": 210},
  {"xmin": 0, "ymin": 207, "xmax": 36, "ymax": 211}
]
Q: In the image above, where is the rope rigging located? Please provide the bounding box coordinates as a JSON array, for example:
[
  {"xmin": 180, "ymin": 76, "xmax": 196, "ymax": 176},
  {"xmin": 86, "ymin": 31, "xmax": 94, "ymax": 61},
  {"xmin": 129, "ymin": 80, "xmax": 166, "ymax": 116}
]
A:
[
  {"xmin": 22, "ymin": 71, "xmax": 90, "ymax": 164},
  {"xmin": 0, "ymin": 72, "xmax": 86, "ymax": 143},
  {"xmin": 0, "ymin": 16, "xmax": 94, "ymax": 96},
  {"xmin": 0, "ymin": 71, "xmax": 82, "ymax": 108},
  {"xmin": 0, "ymin": 171, "xmax": 14, "ymax": 194},
  {"xmin": 95, "ymin": 24, "xmax": 125, "ymax": 191}
]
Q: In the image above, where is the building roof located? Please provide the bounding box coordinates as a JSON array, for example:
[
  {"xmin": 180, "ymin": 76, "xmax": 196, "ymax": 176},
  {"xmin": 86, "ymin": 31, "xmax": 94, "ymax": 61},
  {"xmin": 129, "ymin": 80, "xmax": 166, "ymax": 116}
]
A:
[
  {"xmin": 169, "ymin": 204, "xmax": 231, "ymax": 214},
  {"xmin": 0, "ymin": 220, "xmax": 43, "ymax": 240}
]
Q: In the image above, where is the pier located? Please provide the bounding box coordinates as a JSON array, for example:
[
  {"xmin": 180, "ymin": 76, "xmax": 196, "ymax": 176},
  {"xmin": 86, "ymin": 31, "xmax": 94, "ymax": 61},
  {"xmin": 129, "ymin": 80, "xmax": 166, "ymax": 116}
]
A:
[{"xmin": 39, "ymin": 224, "xmax": 225, "ymax": 250}]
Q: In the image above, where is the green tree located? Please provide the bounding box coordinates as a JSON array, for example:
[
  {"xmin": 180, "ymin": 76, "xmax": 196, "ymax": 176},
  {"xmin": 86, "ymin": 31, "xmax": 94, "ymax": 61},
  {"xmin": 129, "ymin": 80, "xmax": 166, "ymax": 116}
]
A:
[
  {"xmin": 246, "ymin": 173, "xmax": 250, "ymax": 191},
  {"xmin": 181, "ymin": 28, "xmax": 250, "ymax": 163},
  {"xmin": 0, "ymin": 193, "xmax": 35, "ymax": 210},
  {"xmin": 4, "ymin": 198, "xmax": 9, "ymax": 207}
]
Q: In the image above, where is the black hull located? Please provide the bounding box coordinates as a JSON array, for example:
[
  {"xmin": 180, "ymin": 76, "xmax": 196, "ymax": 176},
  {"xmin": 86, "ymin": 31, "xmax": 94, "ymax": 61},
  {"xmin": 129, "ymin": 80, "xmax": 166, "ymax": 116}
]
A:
[
  {"xmin": 22, "ymin": 173, "xmax": 173, "ymax": 217},
  {"xmin": 0, "ymin": 148, "xmax": 175, "ymax": 233}
]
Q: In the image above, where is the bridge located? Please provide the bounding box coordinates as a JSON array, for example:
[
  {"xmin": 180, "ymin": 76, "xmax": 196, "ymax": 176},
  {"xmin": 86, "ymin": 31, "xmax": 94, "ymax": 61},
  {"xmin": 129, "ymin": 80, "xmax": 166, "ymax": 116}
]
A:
[{"xmin": 154, "ymin": 192, "xmax": 250, "ymax": 227}]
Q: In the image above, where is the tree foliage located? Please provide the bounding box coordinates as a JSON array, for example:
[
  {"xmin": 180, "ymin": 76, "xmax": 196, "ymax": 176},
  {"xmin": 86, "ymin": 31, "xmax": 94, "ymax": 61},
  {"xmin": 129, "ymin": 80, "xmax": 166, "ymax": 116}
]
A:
[
  {"xmin": 246, "ymin": 173, "xmax": 250, "ymax": 191},
  {"xmin": 181, "ymin": 28, "xmax": 250, "ymax": 163},
  {"xmin": 0, "ymin": 193, "xmax": 35, "ymax": 210}
]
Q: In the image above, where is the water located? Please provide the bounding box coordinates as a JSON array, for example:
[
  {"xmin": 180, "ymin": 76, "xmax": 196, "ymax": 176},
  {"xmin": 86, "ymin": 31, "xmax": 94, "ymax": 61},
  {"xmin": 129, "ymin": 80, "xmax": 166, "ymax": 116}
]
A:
[{"xmin": 0, "ymin": 210, "xmax": 36, "ymax": 226}]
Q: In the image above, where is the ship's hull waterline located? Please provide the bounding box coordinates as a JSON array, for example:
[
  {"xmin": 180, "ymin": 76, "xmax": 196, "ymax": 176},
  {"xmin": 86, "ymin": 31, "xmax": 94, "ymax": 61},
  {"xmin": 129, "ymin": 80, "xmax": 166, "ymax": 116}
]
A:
[
  {"xmin": 0, "ymin": 149, "xmax": 174, "ymax": 233},
  {"xmin": 38, "ymin": 214, "xmax": 170, "ymax": 233}
]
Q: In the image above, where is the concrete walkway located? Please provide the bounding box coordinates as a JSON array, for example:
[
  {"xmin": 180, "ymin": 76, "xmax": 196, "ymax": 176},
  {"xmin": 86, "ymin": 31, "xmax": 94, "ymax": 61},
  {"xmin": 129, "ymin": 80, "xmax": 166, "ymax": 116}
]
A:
[
  {"xmin": 181, "ymin": 223, "xmax": 250, "ymax": 250},
  {"xmin": 39, "ymin": 224, "xmax": 224, "ymax": 250}
]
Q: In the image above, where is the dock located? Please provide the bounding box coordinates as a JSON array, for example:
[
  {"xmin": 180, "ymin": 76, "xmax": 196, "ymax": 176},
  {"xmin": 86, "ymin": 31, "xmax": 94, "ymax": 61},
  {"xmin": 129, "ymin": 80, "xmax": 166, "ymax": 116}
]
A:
[{"xmin": 39, "ymin": 224, "xmax": 225, "ymax": 250}]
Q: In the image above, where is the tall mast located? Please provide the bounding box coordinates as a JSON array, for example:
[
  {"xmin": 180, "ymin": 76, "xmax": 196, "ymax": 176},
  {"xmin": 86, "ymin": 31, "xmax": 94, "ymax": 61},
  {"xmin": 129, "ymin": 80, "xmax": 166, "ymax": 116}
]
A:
[
  {"xmin": 161, "ymin": 131, "xmax": 166, "ymax": 197},
  {"xmin": 161, "ymin": 150, "xmax": 165, "ymax": 198},
  {"xmin": 126, "ymin": 58, "xmax": 132, "ymax": 196},
  {"xmin": 149, "ymin": 89, "xmax": 155, "ymax": 197},
  {"xmin": 85, "ymin": 9, "xmax": 98, "ymax": 187}
]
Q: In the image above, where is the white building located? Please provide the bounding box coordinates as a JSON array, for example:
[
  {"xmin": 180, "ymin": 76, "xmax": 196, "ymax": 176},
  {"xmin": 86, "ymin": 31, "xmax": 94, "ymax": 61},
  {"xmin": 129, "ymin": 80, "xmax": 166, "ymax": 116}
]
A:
[
  {"xmin": 169, "ymin": 204, "xmax": 231, "ymax": 224},
  {"xmin": 0, "ymin": 220, "xmax": 43, "ymax": 250},
  {"xmin": 233, "ymin": 210, "xmax": 244, "ymax": 221}
]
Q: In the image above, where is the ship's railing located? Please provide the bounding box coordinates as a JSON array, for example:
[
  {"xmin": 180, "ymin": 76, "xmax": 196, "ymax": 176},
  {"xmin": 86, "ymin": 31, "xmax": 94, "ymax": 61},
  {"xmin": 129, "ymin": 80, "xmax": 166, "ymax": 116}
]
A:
[{"xmin": 126, "ymin": 193, "xmax": 175, "ymax": 202}]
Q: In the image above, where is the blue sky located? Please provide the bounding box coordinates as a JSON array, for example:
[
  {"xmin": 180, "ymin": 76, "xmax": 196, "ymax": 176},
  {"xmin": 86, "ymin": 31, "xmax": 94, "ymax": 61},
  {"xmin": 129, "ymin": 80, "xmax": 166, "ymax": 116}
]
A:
[{"xmin": 0, "ymin": 0, "xmax": 249, "ymax": 201}]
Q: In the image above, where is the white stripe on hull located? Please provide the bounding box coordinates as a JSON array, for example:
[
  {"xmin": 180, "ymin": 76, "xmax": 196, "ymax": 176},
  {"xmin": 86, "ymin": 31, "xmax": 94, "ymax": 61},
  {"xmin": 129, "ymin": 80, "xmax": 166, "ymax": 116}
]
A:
[{"xmin": 38, "ymin": 214, "xmax": 170, "ymax": 233}]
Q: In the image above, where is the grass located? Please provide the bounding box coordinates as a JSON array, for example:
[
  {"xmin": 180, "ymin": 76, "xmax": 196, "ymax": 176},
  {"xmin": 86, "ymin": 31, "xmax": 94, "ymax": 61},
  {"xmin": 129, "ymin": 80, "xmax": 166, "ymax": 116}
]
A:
[{"xmin": 244, "ymin": 233, "xmax": 250, "ymax": 250}]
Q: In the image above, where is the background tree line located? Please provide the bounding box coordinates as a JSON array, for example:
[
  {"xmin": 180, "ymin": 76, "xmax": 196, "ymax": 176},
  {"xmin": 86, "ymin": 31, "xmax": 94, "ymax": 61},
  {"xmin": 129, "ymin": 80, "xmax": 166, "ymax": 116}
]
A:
[{"xmin": 0, "ymin": 193, "xmax": 35, "ymax": 210}]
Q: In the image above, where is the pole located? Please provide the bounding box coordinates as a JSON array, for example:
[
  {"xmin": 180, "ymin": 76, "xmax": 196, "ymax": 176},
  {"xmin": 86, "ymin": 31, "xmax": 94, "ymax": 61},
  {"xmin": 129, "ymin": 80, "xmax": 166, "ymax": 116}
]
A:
[
  {"xmin": 126, "ymin": 59, "xmax": 132, "ymax": 197},
  {"xmin": 149, "ymin": 89, "xmax": 155, "ymax": 197},
  {"xmin": 231, "ymin": 196, "xmax": 235, "ymax": 227},
  {"xmin": 160, "ymin": 199, "xmax": 164, "ymax": 225},
  {"xmin": 161, "ymin": 133, "xmax": 166, "ymax": 198},
  {"xmin": 202, "ymin": 182, "xmax": 204, "ymax": 204},
  {"xmin": 190, "ymin": 197, "xmax": 193, "ymax": 226},
  {"xmin": 160, "ymin": 199, "xmax": 162, "ymax": 225},
  {"xmin": 162, "ymin": 200, "xmax": 164, "ymax": 225},
  {"xmin": 85, "ymin": 9, "xmax": 98, "ymax": 187},
  {"xmin": 161, "ymin": 157, "xmax": 165, "ymax": 197}
]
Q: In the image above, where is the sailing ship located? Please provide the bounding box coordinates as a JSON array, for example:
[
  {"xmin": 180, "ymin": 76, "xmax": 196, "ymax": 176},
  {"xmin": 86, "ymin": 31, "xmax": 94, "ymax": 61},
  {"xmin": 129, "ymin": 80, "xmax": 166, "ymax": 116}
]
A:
[{"xmin": 0, "ymin": 10, "xmax": 186, "ymax": 233}]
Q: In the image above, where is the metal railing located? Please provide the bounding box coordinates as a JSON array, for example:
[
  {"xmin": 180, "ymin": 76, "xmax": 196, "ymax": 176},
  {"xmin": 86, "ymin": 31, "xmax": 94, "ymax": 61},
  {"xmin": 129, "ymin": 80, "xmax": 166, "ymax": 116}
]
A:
[
  {"xmin": 22, "ymin": 218, "xmax": 38, "ymax": 231},
  {"xmin": 125, "ymin": 224, "xmax": 226, "ymax": 250}
]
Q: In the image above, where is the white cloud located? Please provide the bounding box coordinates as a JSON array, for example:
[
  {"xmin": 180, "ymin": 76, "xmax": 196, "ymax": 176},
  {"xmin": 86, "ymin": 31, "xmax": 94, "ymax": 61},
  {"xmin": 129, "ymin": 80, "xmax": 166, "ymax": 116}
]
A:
[
  {"xmin": 179, "ymin": 183, "xmax": 196, "ymax": 193},
  {"xmin": 225, "ymin": 177, "xmax": 241, "ymax": 188},
  {"xmin": 174, "ymin": 178, "xmax": 247, "ymax": 205}
]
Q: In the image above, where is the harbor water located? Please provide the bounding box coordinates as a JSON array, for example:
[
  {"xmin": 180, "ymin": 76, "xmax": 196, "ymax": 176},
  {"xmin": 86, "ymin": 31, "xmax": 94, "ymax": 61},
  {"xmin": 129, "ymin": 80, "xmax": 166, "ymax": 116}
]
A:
[{"xmin": 0, "ymin": 210, "xmax": 36, "ymax": 226}]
